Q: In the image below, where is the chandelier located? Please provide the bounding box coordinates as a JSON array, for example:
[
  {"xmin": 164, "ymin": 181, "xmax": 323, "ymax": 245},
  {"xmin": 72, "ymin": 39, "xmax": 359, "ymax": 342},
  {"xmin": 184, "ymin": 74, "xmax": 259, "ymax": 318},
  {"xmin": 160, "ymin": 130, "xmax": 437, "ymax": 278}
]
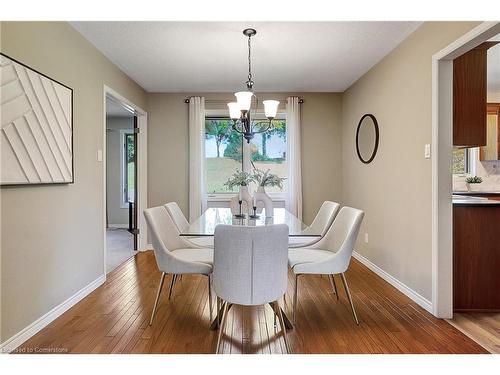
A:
[{"xmin": 227, "ymin": 28, "xmax": 279, "ymax": 143}]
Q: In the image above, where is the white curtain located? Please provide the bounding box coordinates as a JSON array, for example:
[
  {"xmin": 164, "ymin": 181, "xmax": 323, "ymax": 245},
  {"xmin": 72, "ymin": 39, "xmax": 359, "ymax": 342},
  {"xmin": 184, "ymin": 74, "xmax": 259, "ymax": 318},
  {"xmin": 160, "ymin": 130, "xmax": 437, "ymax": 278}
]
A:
[
  {"xmin": 286, "ymin": 97, "xmax": 303, "ymax": 220},
  {"xmin": 188, "ymin": 97, "xmax": 206, "ymax": 221}
]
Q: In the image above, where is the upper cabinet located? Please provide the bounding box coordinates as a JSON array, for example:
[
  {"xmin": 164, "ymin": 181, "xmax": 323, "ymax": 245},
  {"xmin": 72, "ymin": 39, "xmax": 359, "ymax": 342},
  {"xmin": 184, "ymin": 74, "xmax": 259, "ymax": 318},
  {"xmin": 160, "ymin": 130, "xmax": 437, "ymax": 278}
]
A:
[
  {"xmin": 453, "ymin": 42, "xmax": 498, "ymax": 147},
  {"xmin": 480, "ymin": 103, "xmax": 500, "ymax": 160}
]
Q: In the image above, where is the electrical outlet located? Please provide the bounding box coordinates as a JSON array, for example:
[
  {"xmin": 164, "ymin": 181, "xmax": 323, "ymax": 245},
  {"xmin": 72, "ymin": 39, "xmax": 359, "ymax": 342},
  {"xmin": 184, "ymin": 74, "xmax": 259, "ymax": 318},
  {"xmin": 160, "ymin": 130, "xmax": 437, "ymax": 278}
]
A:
[{"xmin": 364, "ymin": 233, "xmax": 369, "ymax": 244}]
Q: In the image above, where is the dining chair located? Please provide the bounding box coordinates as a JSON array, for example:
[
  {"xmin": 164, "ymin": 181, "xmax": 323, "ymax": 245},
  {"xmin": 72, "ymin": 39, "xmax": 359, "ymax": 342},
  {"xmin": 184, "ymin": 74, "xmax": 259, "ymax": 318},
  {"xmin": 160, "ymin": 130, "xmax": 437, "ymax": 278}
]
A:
[
  {"xmin": 213, "ymin": 224, "xmax": 290, "ymax": 354},
  {"xmin": 164, "ymin": 202, "xmax": 213, "ymax": 248},
  {"xmin": 288, "ymin": 206, "xmax": 364, "ymax": 325},
  {"xmin": 144, "ymin": 206, "xmax": 214, "ymax": 326},
  {"xmin": 288, "ymin": 201, "xmax": 340, "ymax": 248}
]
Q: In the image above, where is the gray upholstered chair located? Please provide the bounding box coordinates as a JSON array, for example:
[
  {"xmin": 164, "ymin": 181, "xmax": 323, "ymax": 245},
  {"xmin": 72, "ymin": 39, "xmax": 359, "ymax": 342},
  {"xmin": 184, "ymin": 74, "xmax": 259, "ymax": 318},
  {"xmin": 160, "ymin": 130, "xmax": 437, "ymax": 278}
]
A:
[
  {"xmin": 164, "ymin": 202, "xmax": 213, "ymax": 248},
  {"xmin": 288, "ymin": 206, "xmax": 364, "ymax": 325},
  {"xmin": 213, "ymin": 224, "xmax": 290, "ymax": 354},
  {"xmin": 288, "ymin": 201, "xmax": 340, "ymax": 248},
  {"xmin": 144, "ymin": 206, "xmax": 214, "ymax": 326}
]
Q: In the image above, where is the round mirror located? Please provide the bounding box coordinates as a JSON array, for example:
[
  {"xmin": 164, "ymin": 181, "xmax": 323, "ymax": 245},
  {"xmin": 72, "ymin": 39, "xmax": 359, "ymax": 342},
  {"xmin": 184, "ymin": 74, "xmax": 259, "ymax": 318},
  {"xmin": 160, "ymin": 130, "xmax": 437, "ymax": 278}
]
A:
[{"xmin": 356, "ymin": 114, "xmax": 379, "ymax": 164}]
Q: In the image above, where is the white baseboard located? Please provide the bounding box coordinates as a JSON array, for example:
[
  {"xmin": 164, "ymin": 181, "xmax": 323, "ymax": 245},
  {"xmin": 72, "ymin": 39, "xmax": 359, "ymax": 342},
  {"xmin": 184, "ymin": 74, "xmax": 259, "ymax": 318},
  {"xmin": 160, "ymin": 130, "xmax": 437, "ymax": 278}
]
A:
[
  {"xmin": 0, "ymin": 274, "xmax": 106, "ymax": 353},
  {"xmin": 107, "ymin": 224, "xmax": 128, "ymax": 229},
  {"xmin": 142, "ymin": 244, "xmax": 153, "ymax": 252},
  {"xmin": 352, "ymin": 251, "xmax": 433, "ymax": 314}
]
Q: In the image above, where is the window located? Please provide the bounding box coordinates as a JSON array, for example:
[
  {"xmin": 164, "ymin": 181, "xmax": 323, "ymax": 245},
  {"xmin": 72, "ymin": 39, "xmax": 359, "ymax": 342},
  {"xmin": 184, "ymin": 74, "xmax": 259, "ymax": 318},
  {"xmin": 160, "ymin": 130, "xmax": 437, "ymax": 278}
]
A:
[
  {"xmin": 204, "ymin": 116, "xmax": 287, "ymax": 195},
  {"xmin": 250, "ymin": 120, "xmax": 287, "ymax": 193},
  {"xmin": 121, "ymin": 130, "xmax": 135, "ymax": 206},
  {"xmin": 452, "ymin": 147, "xmax": 476, "ymax": 175}
]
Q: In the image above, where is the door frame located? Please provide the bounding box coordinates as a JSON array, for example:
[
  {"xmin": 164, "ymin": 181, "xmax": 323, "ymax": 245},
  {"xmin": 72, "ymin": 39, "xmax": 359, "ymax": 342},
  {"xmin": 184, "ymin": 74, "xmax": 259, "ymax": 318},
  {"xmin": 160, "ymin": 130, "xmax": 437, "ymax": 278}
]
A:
[
  {"xmin": 103, "ymin": 85, "xmax": 148, "ymax": 275},
  {"xmin": 431, "ymin": 21, "xmax": 500, "ymax": 318}
]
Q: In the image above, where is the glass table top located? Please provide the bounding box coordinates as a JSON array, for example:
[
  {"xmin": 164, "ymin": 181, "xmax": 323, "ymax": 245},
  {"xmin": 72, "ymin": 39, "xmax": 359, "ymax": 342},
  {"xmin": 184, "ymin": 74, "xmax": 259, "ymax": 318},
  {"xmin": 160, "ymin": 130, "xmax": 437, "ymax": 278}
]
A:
[{"xmin": 180, "ymin": 208, "xmax": 320, "ymax": 237}]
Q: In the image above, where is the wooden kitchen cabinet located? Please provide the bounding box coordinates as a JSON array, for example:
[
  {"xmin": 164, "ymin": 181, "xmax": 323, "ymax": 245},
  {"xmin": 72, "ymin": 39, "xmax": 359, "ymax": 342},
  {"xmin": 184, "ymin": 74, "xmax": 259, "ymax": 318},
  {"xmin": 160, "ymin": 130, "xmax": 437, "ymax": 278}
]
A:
[
  {"xmin": 479, "ymin": 103, "xmax": 500, "ymax": 160},
  {"xmin": 453, "ymin": 204, "xmax": 500, "ymax": 311},
  {"xmin": 453, "ymin": 42, "xmax": 498, "ymax": 147}
]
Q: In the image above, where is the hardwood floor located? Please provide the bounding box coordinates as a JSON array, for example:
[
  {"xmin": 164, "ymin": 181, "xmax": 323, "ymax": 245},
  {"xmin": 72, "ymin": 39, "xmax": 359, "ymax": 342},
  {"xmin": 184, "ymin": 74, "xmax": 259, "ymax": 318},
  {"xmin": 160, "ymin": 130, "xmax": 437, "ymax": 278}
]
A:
[
  {"xmin": 448, "ymin": 313, "xmax": 500, "ymax": 354},
  {"xmin": 17, "ymin": 251, "xmax": 487, "ymax": 354}
]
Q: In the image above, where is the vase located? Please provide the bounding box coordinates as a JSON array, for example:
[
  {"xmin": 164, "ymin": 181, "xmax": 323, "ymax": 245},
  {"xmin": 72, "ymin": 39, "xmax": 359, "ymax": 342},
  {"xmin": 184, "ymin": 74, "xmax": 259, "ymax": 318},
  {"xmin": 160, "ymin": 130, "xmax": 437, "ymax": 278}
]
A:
[
  {"xmin": 254, "ymin": 186, "xmax": 274, "ymax": 217},
  {"xmin": 237, "ymin": 185, "xmax": 253, "ymax": 214}
]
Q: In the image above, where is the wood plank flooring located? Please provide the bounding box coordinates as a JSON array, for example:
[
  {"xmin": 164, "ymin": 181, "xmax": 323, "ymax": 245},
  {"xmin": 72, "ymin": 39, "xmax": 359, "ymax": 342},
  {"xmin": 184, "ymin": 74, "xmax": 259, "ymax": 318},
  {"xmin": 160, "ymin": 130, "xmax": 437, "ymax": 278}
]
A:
[
  {"xmin": 448, "ymin": 313, "xmax": 500, "ymax": 353},
  {"xmin": 16, "ymin": 251, "xmax": 487, "ymax": 354}
]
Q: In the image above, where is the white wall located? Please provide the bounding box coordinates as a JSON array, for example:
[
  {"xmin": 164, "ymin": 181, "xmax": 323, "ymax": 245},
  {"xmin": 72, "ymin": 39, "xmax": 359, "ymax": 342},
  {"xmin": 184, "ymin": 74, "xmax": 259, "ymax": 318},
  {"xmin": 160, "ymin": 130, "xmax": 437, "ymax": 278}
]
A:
[{"xmin": 106, "ymin": 116, "xmax": 134, "ymax": 225}]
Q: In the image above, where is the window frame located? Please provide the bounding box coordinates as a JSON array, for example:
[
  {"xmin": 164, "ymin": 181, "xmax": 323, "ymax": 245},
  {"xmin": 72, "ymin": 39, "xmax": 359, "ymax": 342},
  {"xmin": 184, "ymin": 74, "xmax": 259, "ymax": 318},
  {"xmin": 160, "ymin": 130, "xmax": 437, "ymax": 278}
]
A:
[
  {"xmin": 452, "ymin": 147, "xmax": 477, "ymax": 177},
  {"xmin": 204, "ymin": 111, "xmax": 287, "ymax": 202},
  {"xmin": 120, "ymin": 129, "xmax": 135, "ymax": 208}
]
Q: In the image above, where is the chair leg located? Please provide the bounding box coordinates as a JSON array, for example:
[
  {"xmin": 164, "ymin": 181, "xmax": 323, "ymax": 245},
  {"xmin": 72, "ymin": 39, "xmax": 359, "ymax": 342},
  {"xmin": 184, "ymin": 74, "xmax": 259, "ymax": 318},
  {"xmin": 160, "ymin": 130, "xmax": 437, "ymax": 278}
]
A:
[
  {"xmin": 207, "ymin": 275, "xmax": 213, "ymax": 323},
  {"xmin": 340, "ymin": 273, "xmax": 359, "ymax": 325},
  {"xmin": 293, "ymin": 274, "xmax": 299, "ymax": 325},
  {"xmin": 168, "ymin": 274, "xmax": 177, "ymax": 300},
  {"xmin": 215, "ymin": 302, "xmax": 229, "ymax": 354},
  {"xmin": 328, "ymin": 274, "xmax": 339, "ymax": 300},
  {"xmin": 274, "ymin": 301, "xmax": 291, "ymax": 354},
  {"xmin": 149, "ymin": 272, "xmax": 166, "ymax": 325},
  {"xmin": 216, "ymin": 296, "xmax": 221, "ymax": 328}
]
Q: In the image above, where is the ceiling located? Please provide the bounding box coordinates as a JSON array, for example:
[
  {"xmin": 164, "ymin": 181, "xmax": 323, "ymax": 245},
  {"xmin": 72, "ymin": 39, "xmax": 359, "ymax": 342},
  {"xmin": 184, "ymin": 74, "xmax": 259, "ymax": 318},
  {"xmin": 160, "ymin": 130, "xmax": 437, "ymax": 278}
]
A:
[
  {"xmin": 71, "ymin": 22, "xmax": 421, "ymax": 93},
  {"xmin": 106, "ymin": 97, "xmax": 135, "ymax": 117}
]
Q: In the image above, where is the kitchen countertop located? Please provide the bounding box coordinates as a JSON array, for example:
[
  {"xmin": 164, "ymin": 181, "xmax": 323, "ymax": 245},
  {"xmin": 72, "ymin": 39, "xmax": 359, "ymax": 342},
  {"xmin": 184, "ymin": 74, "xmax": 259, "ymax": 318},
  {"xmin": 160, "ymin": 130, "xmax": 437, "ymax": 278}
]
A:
[
  {"xmin": 453, "ymin": 191, "xmax": 500, "ymax": 195},
  {"xmin": 452, "ymin": 194, "xmax": 500, "ymax": 206}
]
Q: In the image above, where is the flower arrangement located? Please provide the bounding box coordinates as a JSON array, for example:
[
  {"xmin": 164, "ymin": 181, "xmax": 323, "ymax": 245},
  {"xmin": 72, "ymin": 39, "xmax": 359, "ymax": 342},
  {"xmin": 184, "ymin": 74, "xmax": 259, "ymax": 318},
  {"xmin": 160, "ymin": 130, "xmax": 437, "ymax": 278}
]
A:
[
  {"xmin": 465, "ymin": 176, "xmax": 483, "ymax": 184},
  {"xmin": 252, "ymin": 168, "xmax": 286, "ymax": 190},
  {"xmin": 223, "ymin": 170, "xmax": 254, "ymax": 190}
]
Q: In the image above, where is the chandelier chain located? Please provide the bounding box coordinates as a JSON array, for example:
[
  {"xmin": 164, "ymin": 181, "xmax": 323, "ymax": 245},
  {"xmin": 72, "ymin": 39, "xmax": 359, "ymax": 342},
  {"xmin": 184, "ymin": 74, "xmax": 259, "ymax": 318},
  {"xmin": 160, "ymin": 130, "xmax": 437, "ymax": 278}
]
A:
[{"xmin": 246, "ymin": 35, "xmax": 254, "ymax": 89}]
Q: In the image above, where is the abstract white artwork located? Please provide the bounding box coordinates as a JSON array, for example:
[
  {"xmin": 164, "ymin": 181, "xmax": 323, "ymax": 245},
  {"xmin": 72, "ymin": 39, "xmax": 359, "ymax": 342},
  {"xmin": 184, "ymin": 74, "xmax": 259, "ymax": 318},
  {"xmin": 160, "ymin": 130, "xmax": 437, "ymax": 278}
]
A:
[{"xmin": 1, "ymin": 53, "xmax": 73, "ymax": 185}]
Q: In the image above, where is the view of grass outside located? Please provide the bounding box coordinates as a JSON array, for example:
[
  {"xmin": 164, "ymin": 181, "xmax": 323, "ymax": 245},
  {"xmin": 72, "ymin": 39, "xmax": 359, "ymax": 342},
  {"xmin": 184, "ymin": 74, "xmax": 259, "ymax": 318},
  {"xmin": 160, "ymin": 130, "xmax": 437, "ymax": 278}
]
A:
[{"xmin": 205, "ymin": 118, "xmax": 287, "ymax": 194}]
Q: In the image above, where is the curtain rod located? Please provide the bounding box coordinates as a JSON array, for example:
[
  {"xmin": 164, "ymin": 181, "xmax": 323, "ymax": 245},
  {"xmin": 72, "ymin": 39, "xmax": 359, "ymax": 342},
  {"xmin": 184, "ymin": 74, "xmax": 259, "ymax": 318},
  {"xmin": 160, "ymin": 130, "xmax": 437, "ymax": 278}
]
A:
[{"xmin": 184, "ymin": 98, "xmax": 304, "ymax": 104}]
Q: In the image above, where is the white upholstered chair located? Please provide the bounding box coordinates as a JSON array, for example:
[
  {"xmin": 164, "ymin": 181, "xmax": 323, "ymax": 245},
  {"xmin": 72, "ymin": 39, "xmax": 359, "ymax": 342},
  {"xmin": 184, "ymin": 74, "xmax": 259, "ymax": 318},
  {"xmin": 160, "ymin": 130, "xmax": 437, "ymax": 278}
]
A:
[
  {"xmin": 144, "ymin": 206, "xmax": 214, "ymax": 326},
  {"xmin": 164, "ymin": 202, "xmax": 214, "ymax": 248},
  {"xmin": 288, "ymin": 201, "xmax": 340, "ymax": 248},
  {"xmin": 213, "ymin": 224, "xmax": 290, "ymax": 354},
  {"xmin": 288, "ymin": 206, "xmax": 364, "ymax": 325}
]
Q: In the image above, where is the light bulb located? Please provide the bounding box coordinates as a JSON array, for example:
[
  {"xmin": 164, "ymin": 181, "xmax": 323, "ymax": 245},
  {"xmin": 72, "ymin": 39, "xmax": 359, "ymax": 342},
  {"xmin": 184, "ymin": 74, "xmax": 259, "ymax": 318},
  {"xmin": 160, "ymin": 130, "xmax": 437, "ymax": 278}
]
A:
[
  {"xmin": 235, "ymin": 91, "xmax": 253, "ymax": 112},
  {"xmin": 227, "ymin": 102, "xmax": 241, "ymax": 120},
  {"xmin": 263, "ymin": 100, "xmax": 279, "ymax": 119}
]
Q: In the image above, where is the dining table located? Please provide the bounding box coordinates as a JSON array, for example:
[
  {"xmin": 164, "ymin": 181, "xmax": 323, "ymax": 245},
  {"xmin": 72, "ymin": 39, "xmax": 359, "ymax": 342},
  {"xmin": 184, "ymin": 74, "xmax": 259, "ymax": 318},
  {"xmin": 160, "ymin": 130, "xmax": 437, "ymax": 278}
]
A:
[
  {"xmin": 179, "ymin": 207, "xmax": 321, "ymax": 238},
  {"xmin": 179, "ymin": 207, "xmax": 321, "ymax": 330}
]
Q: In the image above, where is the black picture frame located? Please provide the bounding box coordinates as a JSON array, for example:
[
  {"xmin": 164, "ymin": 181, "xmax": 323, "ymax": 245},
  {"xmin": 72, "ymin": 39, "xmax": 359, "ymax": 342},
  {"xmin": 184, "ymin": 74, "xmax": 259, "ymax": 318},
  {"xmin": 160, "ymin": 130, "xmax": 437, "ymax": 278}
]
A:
[{"xmin": 356, "ymin": 113, "xmax": 379, "ymax": 164}]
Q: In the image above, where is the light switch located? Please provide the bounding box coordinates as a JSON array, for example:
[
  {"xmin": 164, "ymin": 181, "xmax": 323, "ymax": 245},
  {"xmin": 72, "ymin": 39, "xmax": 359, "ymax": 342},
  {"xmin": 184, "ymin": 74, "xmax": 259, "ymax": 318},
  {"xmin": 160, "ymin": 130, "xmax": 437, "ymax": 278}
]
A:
[
  {"xmin": 424, "ymin": 144, "xmax": 431, "ymax": 159},
  {"xmin": 97, "ymin": 149, "xmax": 103, "ymax": 162}
]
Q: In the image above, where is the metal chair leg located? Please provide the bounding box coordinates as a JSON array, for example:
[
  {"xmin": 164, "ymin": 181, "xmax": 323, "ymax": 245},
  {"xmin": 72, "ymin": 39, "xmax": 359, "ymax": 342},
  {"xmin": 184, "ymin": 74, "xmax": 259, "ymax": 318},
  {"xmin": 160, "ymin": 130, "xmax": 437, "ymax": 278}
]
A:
[
  {"xmin": 215, "ymin": 302, "xmax": 229, "ymax": 354},
  {"xmin": 149, "ymin": 272, "xmax": 166, "ymax": 325},
  {"xmin": 208, "ymin": 275, "xmax": 213, "ymax": 323},
  {"xmin": 293, "ymin": 274, "xmax": 299, "ymax": 324},
  {"xmin": 340, "ymin": 273, "xmax": 359, "ymax": 325},
  {"xmin": 274, "ymin": 301, "xmax": 291, "ymax": 354},
  {"xmin": 328, "ymin": 274, "xmax": 339, "ymax": 300},
  {"xmin": 168, "ymin": 274, "xmax": 177, "ymax": 300},
  {"xmin": 216, "ymin": 296, "xmax": 221, "ymax": 328}
]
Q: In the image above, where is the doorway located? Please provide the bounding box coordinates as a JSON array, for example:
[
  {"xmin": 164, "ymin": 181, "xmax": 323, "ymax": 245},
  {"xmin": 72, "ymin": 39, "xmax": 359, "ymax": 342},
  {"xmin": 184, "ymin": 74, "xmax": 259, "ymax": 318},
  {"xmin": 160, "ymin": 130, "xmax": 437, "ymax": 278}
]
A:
[
  {"xmin": 105, "ymin": 96, "xmax": 136, "ymax": 272},
  {"xmin": 432, "ymin": 22, "xmax": 500, "ymax": 353},
  {"xmin": 103, "ymin": 87, "xmax": 147, "ymax": 274}
]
